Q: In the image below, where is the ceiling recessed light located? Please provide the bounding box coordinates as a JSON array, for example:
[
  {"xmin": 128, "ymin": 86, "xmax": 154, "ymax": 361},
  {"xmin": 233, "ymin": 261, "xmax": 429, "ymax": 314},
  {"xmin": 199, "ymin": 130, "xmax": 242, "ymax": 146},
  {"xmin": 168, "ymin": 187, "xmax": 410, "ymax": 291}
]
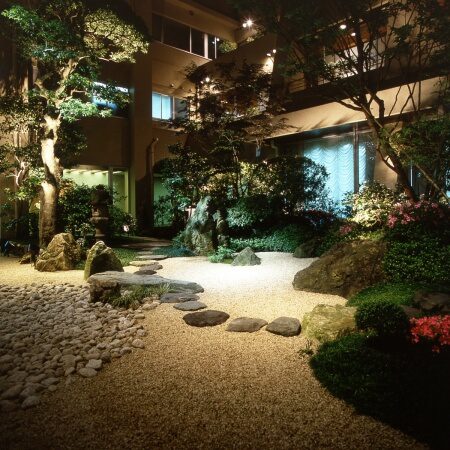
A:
[{"xmin": 339, "ymin": 24, "xmax": 347, "ymax": 30}]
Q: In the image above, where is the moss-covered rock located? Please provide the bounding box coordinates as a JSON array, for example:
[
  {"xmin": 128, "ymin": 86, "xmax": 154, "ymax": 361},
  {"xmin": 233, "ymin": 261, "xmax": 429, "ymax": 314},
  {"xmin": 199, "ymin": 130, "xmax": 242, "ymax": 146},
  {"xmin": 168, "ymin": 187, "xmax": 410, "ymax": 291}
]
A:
[
  {"xmin": 302, "ymin": 304, "xmax": 357, "ymax": 343},
  {"xmin": 35, "ymin": 233, "xmax": 81, "ymax": 272},
  {"xmin": 84, "ymin": 241, "xmax": 123, "ymax": 279},
  {"xmin": 231, "ymin": 247, "xmax": 261, "ymax": 266},
  {"xmin": 293, "ymin": 240, "xmax": 386, "ymax": 298}
]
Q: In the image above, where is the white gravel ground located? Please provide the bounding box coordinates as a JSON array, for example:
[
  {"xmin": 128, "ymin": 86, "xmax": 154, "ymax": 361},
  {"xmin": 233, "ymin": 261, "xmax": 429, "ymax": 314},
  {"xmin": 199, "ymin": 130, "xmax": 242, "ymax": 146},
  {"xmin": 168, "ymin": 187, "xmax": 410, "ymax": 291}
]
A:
[{"xmin": 0, "ymin": 253, "xmax": 424, "ymax": 449}]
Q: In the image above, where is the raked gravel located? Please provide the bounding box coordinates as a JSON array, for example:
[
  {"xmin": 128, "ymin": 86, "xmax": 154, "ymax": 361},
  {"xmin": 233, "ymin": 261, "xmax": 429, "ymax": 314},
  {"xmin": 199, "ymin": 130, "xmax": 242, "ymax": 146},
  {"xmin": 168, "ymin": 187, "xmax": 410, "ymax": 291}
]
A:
[{"xmin": 0, "ymin": 253, "xmax": 424, "ymax": 449}]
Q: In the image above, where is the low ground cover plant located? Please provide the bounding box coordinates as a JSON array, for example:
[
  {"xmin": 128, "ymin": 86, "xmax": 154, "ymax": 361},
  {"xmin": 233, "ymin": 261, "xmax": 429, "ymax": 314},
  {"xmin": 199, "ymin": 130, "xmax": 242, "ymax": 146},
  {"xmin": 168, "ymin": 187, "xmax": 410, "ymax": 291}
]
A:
[{"xmin": 108, "ymin": 284, "xmax": 169, "ymax": 309}]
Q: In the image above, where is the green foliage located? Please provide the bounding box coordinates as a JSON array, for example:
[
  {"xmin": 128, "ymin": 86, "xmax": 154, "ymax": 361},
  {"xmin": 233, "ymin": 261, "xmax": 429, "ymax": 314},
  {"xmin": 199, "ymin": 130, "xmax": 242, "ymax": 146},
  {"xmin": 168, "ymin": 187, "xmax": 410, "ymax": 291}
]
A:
[
  {"xmin": 217, "ymin": 40, "xmax": 237, "ymax": 53},
  {"xmin": 343, "ymin": 182, "xmax": 406, "ymax": 229},
  {"xmin": 384, "ymin": 238, "xmax": 450, "ymax": 284},
  {"xmin": 355, "ymin": 299, "xmax": 410, "ymax": 339},
  {"xmin": 108, "ymin": 205, "xmax": 137, "ymax": 236},
  {"xmin": 310, "ymin": 333, "xmax": 450, "ymax": 447},
  {"xmin": 153, "ymin": 245, "xmax": 194, "ymax": 258},
  {"xmin": 392, "ymin": 115, "xmax": 450, "ymax": 200},
  {"xmin": 347, "ymin": 282, "xmax": 422, "ymax": 307},
  {"xmin": 230, "ymin": 224, "xmax": 311, "ymax": 253},
  {"xmin": 226, "ymin": 195, "xmax": 272, "ymax": 229},
  {"xmin": 111, "ymin": 248, "xmax": 138, "ymax": 267},
  {"xmin": 209, "ymin": 246, "xmax": 235, "ymax": 263},
  {"xmin": 108, "ymin": 284, "xmax": 169, "ymax": 309}
]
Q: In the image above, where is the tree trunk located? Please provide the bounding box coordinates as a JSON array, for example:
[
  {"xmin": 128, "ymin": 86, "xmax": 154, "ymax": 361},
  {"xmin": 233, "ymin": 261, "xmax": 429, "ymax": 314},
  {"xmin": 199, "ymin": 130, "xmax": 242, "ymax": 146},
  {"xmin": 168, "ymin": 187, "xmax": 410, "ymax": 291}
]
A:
[
  {"xmin": 39, "ymin": 179, "xmax": 58, "ymax": 247},
  {"xmin": 39, "ymin": 117, "xmax": 62, "ymax": 247},
  {"xmin": 365, "ymin": 116, "xmax": 418, "ymax": 201}
]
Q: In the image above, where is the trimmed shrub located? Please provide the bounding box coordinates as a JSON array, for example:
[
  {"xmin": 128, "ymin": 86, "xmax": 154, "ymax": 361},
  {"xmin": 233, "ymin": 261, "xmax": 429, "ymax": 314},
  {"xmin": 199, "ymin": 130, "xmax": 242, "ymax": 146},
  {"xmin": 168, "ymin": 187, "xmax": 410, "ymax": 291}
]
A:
[
  {"xmin": 355, "ymin": 299, "xmax": 410, "ymax": 339},
  {"xmin": 384, "ymin": 238, "xmax": 450, "ymax": 284},
  {"xmin": 230, "ymin": 224, "xmax": 310, "ymax": 253},
  {"xmin": 347, "ymin": 282, "xmax": 421, "ymax": 307},
  {"xmin": 209, "ymin": 246, "xmax": 234, "ymax": 263}
]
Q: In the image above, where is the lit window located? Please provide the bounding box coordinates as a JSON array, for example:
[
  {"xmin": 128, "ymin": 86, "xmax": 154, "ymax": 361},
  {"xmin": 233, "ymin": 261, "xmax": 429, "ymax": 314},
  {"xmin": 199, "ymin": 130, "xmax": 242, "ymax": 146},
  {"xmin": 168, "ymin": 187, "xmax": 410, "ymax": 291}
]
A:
[{"xmin": 152, "ymin": 92, "xmax": 187, "ymax": 120}]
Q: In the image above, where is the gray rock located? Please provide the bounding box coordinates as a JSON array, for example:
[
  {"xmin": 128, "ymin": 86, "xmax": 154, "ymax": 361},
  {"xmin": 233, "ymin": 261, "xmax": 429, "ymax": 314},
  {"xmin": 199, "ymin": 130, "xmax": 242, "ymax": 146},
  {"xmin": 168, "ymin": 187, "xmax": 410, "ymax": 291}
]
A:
[
  {"xmin": 142, "ymin": 303, "xmax": 158, "ymax": 311},
  {"xmin": 174, "ymin": 301, "xmax": 207, "ymax": 311},
  {"xmin": 302, "ymin": 304, "xmax": 357, "ymax": 343},
  {"xmin": 135, "ymin": 254, "xmax": 168, "ymax": 261},
  {"xmin": 78, "ymin": 367, "xmax": 97, "ymax": 378},
  {"xmin": 136, "ymin": 263, "xmax": 163, "ymax": 271},
  {"xmin": 160, "ymin": 293, "xmax": 200, "ymax": 304},
  {"xmin": 231, "ymin": 247, "xmax": 261, "ymax": 266},
  {"xmin": 88, "ymin": 272, "xmax": 204, "ymax": 294},
  {"xmin": 131, "ymin": 339, "xmax": 145, "ymax": 349},
  {"xmin": 86, "ymin": 359, "xmax": 102, "ymax": 370},
  {"xmin": 183, "ymin": 310, "xmax": 229, "ymax": 327},
  {"xmin": 226, "ymin": 317, "xmax": 268, "ymax": 333},
  {"xmin": 89, "ymin": 279, "xmax": 121, "ymax": 303},
  {"xmin": 266, "ymin": 317, "xmax": 301, "ymax": 337},
  {"xmin": 413, "ymin": 291, "xmax": 450, "ymax": 314},
  {"xmin": 21, "ymin": 395, "xmax": 40, "ymax": 409},
  {"xmin": 1, "ymin": 384, "xmax": 23, "ymax": 400},
  {"xmin": 84, "ymin": 241, "xmax": 124, "ymax": 279},
  {"xmin": 135, "ymin": 269, "xmax": 156, "ymax": 275},
  {"xmin": 178, "ymin": 196, "xmax": 217, "ymax": 255},
  {"xmin": 35, "ymin": 233, "xmax": 81, "ymax": 272},
  {"xmin": 41, "ymin": 377, "xmax": 59, "ymax": 387},
  {"xmin": 293, "ymin": 240, "xmax": 387, "ymax": 298}
]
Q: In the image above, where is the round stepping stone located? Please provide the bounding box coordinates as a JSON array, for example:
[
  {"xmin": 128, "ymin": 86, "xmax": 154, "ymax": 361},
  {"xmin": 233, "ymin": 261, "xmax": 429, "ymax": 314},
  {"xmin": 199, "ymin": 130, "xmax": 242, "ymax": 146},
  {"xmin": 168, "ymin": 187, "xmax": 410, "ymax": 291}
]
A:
[
  {"xmin": 160, "ymin": 293, "xmax": 199, "ymax": 304},
  {"xmin": 129, "ymin": 260, "xmax": 158, "ymax": 267},
  {"xmin": 135, "ymin": 269, "xmax": 156, "ymax": 275},
  {"xmin": 134, "ymin": 254, "xmax": 167, "ymax": 261},
  {"xmin": 226, "ymin": 317, "xmax": 268, "ymax": 333},
  {"xmin": 183, "ymin": 310, "xmax": 230, "ymax": 327},
  {"xmin": 266, "ymin": 317, "xmax": 301, "ymax": 337},
  {"xmin": 174, "ymin": 301, "xmax": 207, "ymax": 311}
]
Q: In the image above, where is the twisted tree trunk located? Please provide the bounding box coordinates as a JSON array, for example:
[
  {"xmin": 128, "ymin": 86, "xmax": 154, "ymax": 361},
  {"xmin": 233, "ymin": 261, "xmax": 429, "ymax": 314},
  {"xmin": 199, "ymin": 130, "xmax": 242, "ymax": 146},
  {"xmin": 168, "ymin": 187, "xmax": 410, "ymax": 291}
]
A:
[{"xmin": 39, "ymin": 116, "xmax": 62, "ymax": 247}]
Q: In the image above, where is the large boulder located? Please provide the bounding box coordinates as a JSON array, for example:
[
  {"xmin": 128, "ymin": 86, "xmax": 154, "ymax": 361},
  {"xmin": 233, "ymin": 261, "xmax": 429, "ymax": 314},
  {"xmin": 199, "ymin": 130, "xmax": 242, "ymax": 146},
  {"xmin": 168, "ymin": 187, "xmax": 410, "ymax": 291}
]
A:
[
  {"xmin": 84, "ymin": 241, "xmax": 123, "ymax": 280},
  {"xmin": 35, "ymin": 233, "xmax": 81, "ymax": 272},
  {"xmin": 302, "ymin": 304, "xmax": 357, "ymax": 343},
  {"xmin": 87, "ymin": 271, "xmax": 204, "ymax": 293},
  {"xmin": 413, "ymin": 291, "xmax": 450, "ymax": 314},
  {"xmin": 231, "ymin": 247, "xmax": 261, "ymax": 266},
  {"xmin": 180, "ymin": 196, "xmax": 217, "ymax": 255},
  {"xmin": 293, "ymin": 240, "xmax": 386, "ymax": 298}
]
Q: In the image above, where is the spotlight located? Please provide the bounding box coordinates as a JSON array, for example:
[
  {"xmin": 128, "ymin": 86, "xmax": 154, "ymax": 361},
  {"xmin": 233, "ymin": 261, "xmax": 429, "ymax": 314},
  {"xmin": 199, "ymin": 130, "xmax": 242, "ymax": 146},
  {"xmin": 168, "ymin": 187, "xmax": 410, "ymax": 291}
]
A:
[
  {"xmin": 339, "ymin": 24, "xmax": 347, "ymax": 30},
  {"xmin": 205, "ymin": 76, "xmax": 211, "ymax": 83},
  {"xmin": 350, "ymin": 32, "xmax": 356, "ymax": 37},
  {"xmin": 243, "ymin": 19, "xmax": 253, "ymax": 28}
]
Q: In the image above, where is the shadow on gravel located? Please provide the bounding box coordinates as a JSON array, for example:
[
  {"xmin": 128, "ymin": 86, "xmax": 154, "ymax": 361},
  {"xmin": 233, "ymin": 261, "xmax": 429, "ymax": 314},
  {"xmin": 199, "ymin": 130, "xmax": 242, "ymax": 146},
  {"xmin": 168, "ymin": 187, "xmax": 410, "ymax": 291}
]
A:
[{"xmin": 310, "ymin": 334, "xmax": 450, "ymax": 449}]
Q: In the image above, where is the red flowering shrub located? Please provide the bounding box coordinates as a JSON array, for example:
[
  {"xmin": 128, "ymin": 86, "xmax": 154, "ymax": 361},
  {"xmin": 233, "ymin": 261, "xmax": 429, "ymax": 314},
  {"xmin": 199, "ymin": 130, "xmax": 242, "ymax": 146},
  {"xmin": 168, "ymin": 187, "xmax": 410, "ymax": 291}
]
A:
[
  {"xmin": 387, "ymin": 199, "xmax": 448, "ymax": 233},
  {"xmin": 410, "ymin": 315, "xmax": 450, "ymax": 353}
]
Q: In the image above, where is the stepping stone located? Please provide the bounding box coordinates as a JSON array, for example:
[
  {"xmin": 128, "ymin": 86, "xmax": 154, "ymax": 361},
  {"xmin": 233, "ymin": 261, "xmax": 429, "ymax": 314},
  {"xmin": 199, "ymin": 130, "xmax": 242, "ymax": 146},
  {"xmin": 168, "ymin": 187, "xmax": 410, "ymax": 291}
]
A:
[
  {"xmin": 135, "ymin": 269, "xmax": 156, "ymax": 275},
  {"xmin": 183, "ymin": 310, "xmax": 229, "ymax": 327},
  {"xmin": 130, "ymin": 260, "xmax": 166, "ymax": 267},
  {"xmin": 160, "ymin": 293, "xmax": 200, "ymax": 303},
  {"xmin": 87, "ymin": 272, "xmax": 204, "ymax": 293},
  {"xmin": 266, "ymin": 317, "xmax": 301, "ymax": 337},
  {"xmin": 226, "ymin": 317, "xmax": 268, "ymax": 333},
  {"xmin": 136, "ymin": 254, "xmax": 168, "ymax": 261},
  {"xmin": 174, "ymin": 301, "xmax": 207, "ymax": 311},
  {"xmin": 136, "ymin": 263, "xmax": 163, "ymax": 271}
]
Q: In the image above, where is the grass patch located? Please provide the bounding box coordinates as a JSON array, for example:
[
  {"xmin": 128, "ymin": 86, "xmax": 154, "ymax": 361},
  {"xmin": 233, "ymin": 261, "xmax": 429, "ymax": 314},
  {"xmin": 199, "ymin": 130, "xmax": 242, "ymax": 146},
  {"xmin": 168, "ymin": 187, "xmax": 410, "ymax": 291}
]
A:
[
  {"xmin": 109, "ymin": 284, "xmax": 170, "ymax": 309},
  {"xmin": 111, "ymin": 247, "xmax": 138, "ymax": 266},
  {"xmin": 152, "ymin": 245, "xmax": 194, "ymax": 257},
  {"xmin": 310, "ymin": 334, "xmax": 450, "ymax": 448}
]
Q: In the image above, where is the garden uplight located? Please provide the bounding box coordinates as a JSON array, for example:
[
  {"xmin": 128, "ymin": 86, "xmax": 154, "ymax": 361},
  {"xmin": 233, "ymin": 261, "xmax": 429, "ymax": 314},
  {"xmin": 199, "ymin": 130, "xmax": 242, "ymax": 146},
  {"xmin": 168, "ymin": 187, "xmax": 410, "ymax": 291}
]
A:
[{"xmin": 243, "ymin": 19, "xmax": 253, "ymax": 28}]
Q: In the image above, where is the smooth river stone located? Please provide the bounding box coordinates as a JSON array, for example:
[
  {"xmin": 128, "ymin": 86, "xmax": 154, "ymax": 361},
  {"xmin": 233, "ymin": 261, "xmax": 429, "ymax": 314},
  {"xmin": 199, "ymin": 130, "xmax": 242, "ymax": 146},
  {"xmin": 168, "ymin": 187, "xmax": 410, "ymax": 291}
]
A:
[
  {"xmin": 266, "ymin": 317, "xmax": 301, "ymax": 337},
  {"xmin": 226, "ymin": 317, "xmax": 268, "ymax": 333},
  {"xmin": 160, "ymin": 293, "xmax": 200, "ymax": 304},
  {"xmin": 183, "ymin": 310, "xmax": 229, "ymax": 327},
  {"xmin": 174, "ymin": 301, "xmax": 207, "ymax": 311}
]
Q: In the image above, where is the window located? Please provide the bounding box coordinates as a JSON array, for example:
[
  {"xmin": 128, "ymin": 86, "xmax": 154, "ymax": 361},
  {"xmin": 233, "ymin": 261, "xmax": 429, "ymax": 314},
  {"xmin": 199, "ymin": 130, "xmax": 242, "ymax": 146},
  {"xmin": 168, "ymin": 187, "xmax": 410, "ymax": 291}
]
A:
[
  {"xmin": 286, "ymin": 130, "xmax": 376, "ymax": 203},
  {"xmin": 164, "ymin": 17, "xmax": 190, "ymax": 52},
  {"xmin": 152, "ymin": 92, "xmax": 186, "ymax": 121},
  {"xmin": 152, "ymin": 14, "xmax": 223, "ymax": 59}
]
